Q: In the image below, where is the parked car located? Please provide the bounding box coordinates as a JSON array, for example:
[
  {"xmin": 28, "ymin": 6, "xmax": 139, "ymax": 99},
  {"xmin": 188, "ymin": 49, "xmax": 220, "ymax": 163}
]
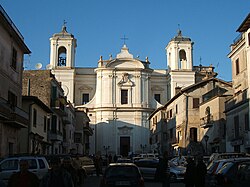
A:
[
  {"xmin": 206, "ymin": 157, "xmax": 250, "ymax": 186},
  {"xmin": 116, "ymin": 158, "xmax": 133, "ymax": 163},
  {"xmin": 207, "ymin": 152, "xmax": 250, "ymax": 166},
  {"xmin": 134, "ymin": 158, "xmax": 186, "ymax": 182},
  {"xmin": 100, "ymin": 163, "xmax": 145, "ymax": 187},
  {"xmin": 169, "ymin": 156, "xmax": 187, "ymax": 167},
  {"xmin": 210, "ymin": 158, "xmax": 250, "ymax": 187},
  {"xmin": 0, "ymin": 156, "xmax": 49, "ymax": 185},
  {"xmin": 79, "ymin": 156, "xmax": 96, "ymax": 175}
]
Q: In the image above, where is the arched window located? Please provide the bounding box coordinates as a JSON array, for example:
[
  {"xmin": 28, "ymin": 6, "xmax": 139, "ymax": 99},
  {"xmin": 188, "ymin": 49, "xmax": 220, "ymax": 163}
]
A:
[{"xmin": 58, "ymin": 46, "xmax": 67, "ymax": 66}]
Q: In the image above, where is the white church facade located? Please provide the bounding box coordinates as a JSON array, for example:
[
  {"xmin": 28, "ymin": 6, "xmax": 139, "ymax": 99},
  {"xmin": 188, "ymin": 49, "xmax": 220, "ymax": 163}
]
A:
[{"xmin": 48, "ymin": 25, "xmax": 216, "ymax": 156}]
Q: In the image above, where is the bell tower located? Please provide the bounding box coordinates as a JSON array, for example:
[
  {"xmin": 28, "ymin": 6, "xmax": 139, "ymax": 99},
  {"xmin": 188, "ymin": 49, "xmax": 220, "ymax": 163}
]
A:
[
  {"xmin": 48, "ymin": 22, "xmax": 77, "ymax": 104},
  {"xmin": 166, "ymin": 29, "xmax": 193, "ymax": 70},
  {"xmin": 165, "ymin": 30, "xmax": 195, "ymax": 99},
  {"xmin": 49, "ymin": 22, "xmax": 77, "ymax": 69}
]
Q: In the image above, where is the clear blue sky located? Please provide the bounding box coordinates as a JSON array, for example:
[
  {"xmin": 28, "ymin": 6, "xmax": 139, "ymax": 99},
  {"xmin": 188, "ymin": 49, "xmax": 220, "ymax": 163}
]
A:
[{"xmin": 1, "ymin": 0, "xmax": 250, "ymax": 81}]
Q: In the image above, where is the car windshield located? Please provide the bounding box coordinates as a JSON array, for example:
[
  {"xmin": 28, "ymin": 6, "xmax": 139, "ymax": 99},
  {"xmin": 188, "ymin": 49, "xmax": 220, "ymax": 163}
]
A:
[
  {"xmin": 217, "ymin": 162, "xmax": 234, "ymax": 175},
  {"xmin": 106, "ymin": 166, "xmax": 139, "ymax": 178}
]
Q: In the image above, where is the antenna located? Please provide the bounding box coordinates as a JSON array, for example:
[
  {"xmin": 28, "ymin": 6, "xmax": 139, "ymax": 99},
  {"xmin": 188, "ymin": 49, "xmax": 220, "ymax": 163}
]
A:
[
  {"xmin": 35, "ymin": 63, "xmax": 42, "ymax": 70},
  {"xmin": 46, "ymin": 64, "xmax": 53, "ymax": 70}
]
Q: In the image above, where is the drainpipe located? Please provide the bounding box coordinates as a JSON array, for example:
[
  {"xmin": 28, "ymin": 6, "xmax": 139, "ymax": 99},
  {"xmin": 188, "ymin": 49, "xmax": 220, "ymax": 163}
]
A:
[
  {"xmin": 27, "ymin": 79, "xmax": 30, "ymax": 96},
  {"xmin": 27, "ymin": 78, "xmax": 35, "ymax": 154},
  {"xmin": 184, "ymin": 94, "xmax": 189, "ymax": 151}
]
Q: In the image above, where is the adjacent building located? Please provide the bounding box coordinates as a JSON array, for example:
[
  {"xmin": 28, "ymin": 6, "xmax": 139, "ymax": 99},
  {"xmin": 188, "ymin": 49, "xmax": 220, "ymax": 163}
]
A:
[
  {"xmin": 0, "ymin": 5, "xmax": 30, "ymax": 157},
  {"xmin": 226, "ymin": 13, "xmax": 250, "ymax": 153},
  {"xmin": 149, "ymin": 77, "xmax": 233, "ymax": 156},
  {"xmin": 20, "ymin": 96, "xmax": 52, "ymax": 154}
]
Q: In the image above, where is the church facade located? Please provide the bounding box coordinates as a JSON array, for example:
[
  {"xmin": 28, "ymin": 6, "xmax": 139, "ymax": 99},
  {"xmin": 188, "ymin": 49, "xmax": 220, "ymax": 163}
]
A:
[{"xmin": 48, "ymin": 25, "xmax": 213, "ymax": 156}]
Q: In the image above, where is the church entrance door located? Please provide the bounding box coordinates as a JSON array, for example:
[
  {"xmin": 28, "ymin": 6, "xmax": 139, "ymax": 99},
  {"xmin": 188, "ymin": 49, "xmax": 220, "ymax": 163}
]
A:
[{"xmin": 120, "ymin": 137, "xmax": 130, "ymax": 157}]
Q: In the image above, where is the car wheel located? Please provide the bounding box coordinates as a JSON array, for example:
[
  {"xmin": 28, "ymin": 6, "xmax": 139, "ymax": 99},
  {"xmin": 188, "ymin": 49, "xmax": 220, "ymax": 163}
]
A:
[{"xmin": 169, "ymin": 173, "xmax": 176, "ymax": 182}]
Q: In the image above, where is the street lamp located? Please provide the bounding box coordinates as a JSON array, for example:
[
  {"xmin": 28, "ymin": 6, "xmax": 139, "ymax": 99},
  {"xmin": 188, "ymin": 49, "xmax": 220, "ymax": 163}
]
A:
[
  {"xmin": 103, "ymin": 146, "xmax": 110, "ymax": 155},
  {"xmin": 204, "ymin": 135, "xmax": 209, "ymax": 155}
]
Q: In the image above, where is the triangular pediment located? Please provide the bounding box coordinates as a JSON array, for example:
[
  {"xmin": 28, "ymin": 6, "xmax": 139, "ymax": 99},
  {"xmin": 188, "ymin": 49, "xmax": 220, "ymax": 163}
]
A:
[
  {"xmin": 151, "ymin": 85, "xmax": 164, "ymax": 91},
  {"xmin": 78, "ymin": 85, "xmax": 93, "ymax": 91},
  {"xmin": 118, "ymin": 125, "xmax": 133, "ymax": 135}
]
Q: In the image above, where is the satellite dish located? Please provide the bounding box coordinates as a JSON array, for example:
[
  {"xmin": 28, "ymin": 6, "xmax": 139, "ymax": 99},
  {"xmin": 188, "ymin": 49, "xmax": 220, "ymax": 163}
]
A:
[
  {"xmin": 46, "ymin": 64, "xmax": 53, "ymax": 70},
  {"xmin": 35, "ymin": 63, "xmax": 42, "ymax": 70}
]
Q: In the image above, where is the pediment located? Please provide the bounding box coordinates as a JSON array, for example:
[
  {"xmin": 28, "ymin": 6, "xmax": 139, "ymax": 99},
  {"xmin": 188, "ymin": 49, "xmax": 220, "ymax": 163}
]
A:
[
  {"xmin": 107, "ymin": 59, "xmax": 145, "ymax": 69},
  {"xmin": 78, "ymin": 85, "xmax": 93, "ymax": 91},
  {"xmin": 118, "ymin": 125, "xmax": 133, "ymax": 135},
  {"xmin": 151, "ymin": 85, "xmax": 164, "ymax": 91}
]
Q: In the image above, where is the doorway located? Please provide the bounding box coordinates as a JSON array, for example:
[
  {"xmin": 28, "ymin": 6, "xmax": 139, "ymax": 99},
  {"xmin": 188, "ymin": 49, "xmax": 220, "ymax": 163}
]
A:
[{"xmin": 120, "ymin": 137, "xmax": 130, "ymax": 157}]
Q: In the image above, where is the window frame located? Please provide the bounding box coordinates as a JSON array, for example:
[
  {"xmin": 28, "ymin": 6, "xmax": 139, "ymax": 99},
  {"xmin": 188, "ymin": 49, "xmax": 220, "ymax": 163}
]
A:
[
  {"xmin": 154, "ymin": 94, "xmax": 161, "ymax": 103},
  {"xmin": 121, "ymin": 89, "xmax": 128, "ymax": 104},
  {"xmin": 82, "ymin": 93, "xmax": 90, "ymax": 104},
  {"xmin": 11, "ymin": 47, "xmax": 17, "ymax": 70},
  {"xmin": 33, "ymin": 108, "xmax": 37, "ymax": 127},
  {"xmin": 193, "ymin": 98, "xmax": 199, "ymax": 108},
  {"xmin": 235, "ymin": 58, "xmax": 240, "ymax": 75}
]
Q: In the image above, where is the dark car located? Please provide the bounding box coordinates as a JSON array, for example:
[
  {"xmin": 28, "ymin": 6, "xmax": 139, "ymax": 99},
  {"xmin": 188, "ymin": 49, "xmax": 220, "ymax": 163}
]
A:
[
  {"xmin": 100, "ymin": 163, "xmax": 145, "ymax": 187},
  {"xmin": 211, "ymin": 158, "xmax": 250, "ymax": 187}
]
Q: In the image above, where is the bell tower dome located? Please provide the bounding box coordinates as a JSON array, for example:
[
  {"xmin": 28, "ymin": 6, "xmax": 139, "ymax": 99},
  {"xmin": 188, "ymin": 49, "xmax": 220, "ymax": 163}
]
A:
[{"xmin": 49, "ymin": 22, "xmax": 77, "ymax": 69}]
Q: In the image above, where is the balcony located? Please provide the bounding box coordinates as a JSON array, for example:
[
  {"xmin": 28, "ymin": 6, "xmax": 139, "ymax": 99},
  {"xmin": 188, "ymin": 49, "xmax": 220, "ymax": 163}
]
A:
[
  {"xmin": 51, "ymin": 97, "xmax": 66, "ymax": 116},
  {"xmin": 200, "ymin": 115, "xmax": 213, "ymax": 128},
  {"xmin": 63, "ymin": 114, "xmax": 71, "ymax": 124},
  {"xmin": 231, "ymin": 33, "xmax": 245, "ymax": 50},
  {"xmin": 0, "ymin": 97, "xmax": 28, "ymax": 128},
  {"xmin": 48, "ymin": 130, "xmax": 63, "ymax": 141}
]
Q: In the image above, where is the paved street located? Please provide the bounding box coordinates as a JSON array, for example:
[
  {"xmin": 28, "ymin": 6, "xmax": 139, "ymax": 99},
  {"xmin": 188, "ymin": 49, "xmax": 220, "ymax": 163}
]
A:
[{"xmin": 83, "ymin": 175, "xmax": 185, "ymax": 187}]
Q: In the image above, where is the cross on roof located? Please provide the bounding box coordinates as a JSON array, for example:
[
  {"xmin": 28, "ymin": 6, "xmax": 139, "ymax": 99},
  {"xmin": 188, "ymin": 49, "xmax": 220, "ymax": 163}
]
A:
[
  {"xmin": 63, "ymin": 20, "xmax": 67, "ymax": 27},
  {"xmin": 121, "ymin": 35, "xmax": 128, "ymax": 45}
]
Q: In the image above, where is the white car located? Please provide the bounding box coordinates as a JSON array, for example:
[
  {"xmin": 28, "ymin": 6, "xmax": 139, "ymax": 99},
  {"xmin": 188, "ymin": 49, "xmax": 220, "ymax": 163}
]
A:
[{"xmin": 0, "ymin": 156, "xmax": 49, "ymax": 185}]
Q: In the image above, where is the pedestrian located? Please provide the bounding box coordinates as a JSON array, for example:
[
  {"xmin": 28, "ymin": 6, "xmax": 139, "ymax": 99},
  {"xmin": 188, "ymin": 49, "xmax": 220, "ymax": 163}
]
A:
[
  {"xmin": 195, "ymin": 156, "xmax": 207, "ymax": 187},
  {"xmin": 72, "ymin": 155, "xmax": 86, "ymax": 185},
  {"xmin": 155, "ymin": 151, "xmax": 170, "ymax": 187},
  {"xmin": 7, "ymin": 159, "xmax": 39, "ymax": 187},
  {"xmin": 113, "ymin": 154, "xmax": 118, "ymax": 163},
  {"xmin": 184, "ymin": 157, "xmax": 195, "ymax": 187},
  {"xmin": 94, "ymin": 154, "xmax": 102, "ymax": 176},
  {"xmin": 62, "ymin": 156, "xmax": 79, "ymax": 187},
  {"xmin": 39, "ymin": 156, "xmax": 74, "ymax": 187},
  {"xmin": 108, "ymin": 154, "xmax": 112, "ymax": 164}
]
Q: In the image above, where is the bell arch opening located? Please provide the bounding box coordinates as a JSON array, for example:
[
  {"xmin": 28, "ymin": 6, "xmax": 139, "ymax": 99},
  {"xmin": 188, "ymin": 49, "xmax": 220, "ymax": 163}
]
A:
[
  {"xmin": 179, "ymin": 49, "xmax": 187, "ymax": 69},
  {"xmin": 58, "ymin": 46, "xmax": 67, "ymax": 66}
]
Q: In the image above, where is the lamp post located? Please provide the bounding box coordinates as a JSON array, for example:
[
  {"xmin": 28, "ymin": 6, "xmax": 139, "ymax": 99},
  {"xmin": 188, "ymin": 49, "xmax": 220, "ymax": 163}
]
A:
[
  {"xmin": 204, "ymin": 135, "xmax": 209, "ymax": 155},
  {"xmin": 103, "ymin": 146, "xmax": 110, "ymax": 156}
]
